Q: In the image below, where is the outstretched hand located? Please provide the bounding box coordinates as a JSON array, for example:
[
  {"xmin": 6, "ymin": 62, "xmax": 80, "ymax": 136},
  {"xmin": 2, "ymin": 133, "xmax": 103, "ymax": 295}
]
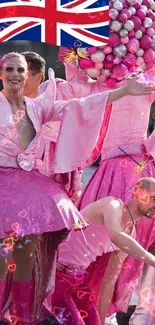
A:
[{"xmin": 126, "ymin": 77, "xmax": 155, "ymax": 96}]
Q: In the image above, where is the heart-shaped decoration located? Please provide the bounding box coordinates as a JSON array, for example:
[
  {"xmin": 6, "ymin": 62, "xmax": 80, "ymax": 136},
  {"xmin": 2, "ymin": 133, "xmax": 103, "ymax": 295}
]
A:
[
  {"xmin": 17, "ymin": 153, "xmax": 35, "ymax": 171},
  {"xmin": 123, "ymin": 263, "xmax": 131, "ymax": 269},
  {"xmin": 11, "ymin": 222, "xmax": 20, "ymax": 233},
  {"xmin": 8, "ymin": 315, "xmax": 18, "ymax": 325},
  {"xmin": 18, "ymin": 210, "xmax": 27, "ymax": 218},
  {"xmin": 120, "ymin": 159, "xmax": 127, "ymax": 168},
  {"xmin": 89, "ymin": 294, "xmax": 95, "ymax": 301},
  {"xmin": 10, "ymin": 114, "xmax": 19, "ymax": 125},
  {"xmin": 73, "ymin": 269, "xmax": 85, "ymax": 281},
  {"xmin": 3, "ymin": 237, "xmax": 14, "ymax": 250},
  {"xmin": 77, "ymin": 291, "xmax": 85, "ymax": 299},
  {"xmin": 139, "ymin": 194, "xmax": 150, "ymax": 205},
  {"xmin": 74, "ymin": 40, "xmax": 82, "ymax": 47},
  {"xmin": 8, "ymin": 263, "xmax": 16, "ymax": 272},
  {"xmin": 10, "ymin": 232, "xmax": 19, "ymax": 242},
  {"xmin": 17, "ymin": 110, "xmax": 25, "ymax": 120},
  {"xmin": 79, "ymin": 310, "xmax": 88, "ymax": 319}
]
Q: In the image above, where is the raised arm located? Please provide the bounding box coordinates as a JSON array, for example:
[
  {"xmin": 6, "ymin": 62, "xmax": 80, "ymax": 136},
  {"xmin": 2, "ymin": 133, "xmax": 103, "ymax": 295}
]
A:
[
  {"xmin": 64, "ymin": 62, "xmax": 106, "ymax": 98},
  {"xmin": 104, "ymin": 199, "xmax": 155, "ymax": 267}
]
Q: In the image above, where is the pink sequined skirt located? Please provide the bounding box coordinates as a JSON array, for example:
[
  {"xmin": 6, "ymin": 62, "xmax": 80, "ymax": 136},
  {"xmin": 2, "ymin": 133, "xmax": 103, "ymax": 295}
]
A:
[
  {"xmin": 77, "ymin": 152, "xmax": 155, "ymax": 209},
  {"xmin": 0, "ymin": 167, "xmax": 85, "ymax": 238}
]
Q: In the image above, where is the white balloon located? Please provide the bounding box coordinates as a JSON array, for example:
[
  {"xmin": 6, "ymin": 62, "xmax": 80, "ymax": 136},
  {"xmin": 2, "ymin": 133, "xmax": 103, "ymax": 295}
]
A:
[
  {"xmin": 151, "ymin": 2, "xmax": 155, "ymax": 10},
  {"xmin": 86, "ymin": 67, "xmax": 100, "ymax": 78},
  {"xmin": 113, "ymin": 1, "xmax": 123, "ymax": 11},
  {"xmin": 141, "ymin": 5, "xmax": 148, "ymax": 13},
  {"xmin": 128, "ymin": 6, "xmax": 136, "ymax": 15},
  {"xmin": 136, "ymin": 48, "xmax": 144, "ymax": 56},
  {"xmin": 143, "ymin": 17, "xmax": 153, "ymax": 28},
  {"xmin": 124, "ymin": 20, "xmax": 134, "ymax": 31},
  {"xmin": 111, "ymin": 20, "xmax": 122, "ymax": 32},
  {"xmin": 135, "ymin": 30, "xmax": 143, "ymax": 39},
  {"xmin": 91, "ymin": 51, "xmax": 105, "ymax": 63}
]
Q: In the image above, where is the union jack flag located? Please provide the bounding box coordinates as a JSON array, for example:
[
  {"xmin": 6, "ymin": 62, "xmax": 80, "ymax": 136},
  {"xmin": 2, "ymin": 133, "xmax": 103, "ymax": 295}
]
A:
[{"xmin": 0, "ymin": 0, "xmax": 109, "ymax": 47}]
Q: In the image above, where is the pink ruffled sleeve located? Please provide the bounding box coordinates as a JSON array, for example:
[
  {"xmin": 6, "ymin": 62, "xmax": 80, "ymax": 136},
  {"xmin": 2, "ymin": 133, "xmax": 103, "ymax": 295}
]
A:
[{"xmin": 51, "ymin": 90, "xmax": 109, "ymax": 173}]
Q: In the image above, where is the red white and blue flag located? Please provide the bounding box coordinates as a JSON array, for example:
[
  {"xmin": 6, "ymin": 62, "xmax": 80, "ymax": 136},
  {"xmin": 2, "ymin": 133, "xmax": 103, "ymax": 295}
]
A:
[{"xmin": 0, "ymin": 0, "xmax": 109, "ymax": 47}]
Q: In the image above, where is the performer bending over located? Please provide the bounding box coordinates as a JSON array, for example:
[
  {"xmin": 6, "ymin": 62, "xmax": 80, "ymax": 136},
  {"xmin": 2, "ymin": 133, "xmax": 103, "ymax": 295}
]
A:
[{"xmin": 47, "ymin": 177, "xmax": 155, "ymax": 325}]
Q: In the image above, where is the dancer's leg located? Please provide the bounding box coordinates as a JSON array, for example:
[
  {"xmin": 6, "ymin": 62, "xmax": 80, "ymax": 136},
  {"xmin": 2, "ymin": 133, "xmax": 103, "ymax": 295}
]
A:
[
  {"xmin": 11, "ymin": 235, "xmax": 39, "ymax": 324},
  {"xmin": 0, "ymin": 238, "xmax": 12, "ymax": 318},
  {"xmin": 97, "ymin": 250, "xmax": 127, "ymax": 325}
]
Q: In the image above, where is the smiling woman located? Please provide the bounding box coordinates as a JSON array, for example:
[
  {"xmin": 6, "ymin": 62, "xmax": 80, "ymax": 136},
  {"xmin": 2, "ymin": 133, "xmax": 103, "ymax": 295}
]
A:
[{"xmin": 0, "ymin": 52, "xmax": 90, "ymax": 325}]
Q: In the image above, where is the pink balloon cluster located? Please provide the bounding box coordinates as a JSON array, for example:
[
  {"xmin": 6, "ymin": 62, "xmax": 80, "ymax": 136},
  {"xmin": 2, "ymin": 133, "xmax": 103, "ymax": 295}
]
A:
[{"xmin": 77, "ymin": 0, "xmax": 155, "ymax": 86}]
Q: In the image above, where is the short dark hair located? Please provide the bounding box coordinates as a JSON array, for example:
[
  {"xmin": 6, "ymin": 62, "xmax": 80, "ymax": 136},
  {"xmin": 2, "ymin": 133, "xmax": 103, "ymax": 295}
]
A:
[{"xmin": 21, "ymin": 51, "xmax": 46, "ymax": 82}]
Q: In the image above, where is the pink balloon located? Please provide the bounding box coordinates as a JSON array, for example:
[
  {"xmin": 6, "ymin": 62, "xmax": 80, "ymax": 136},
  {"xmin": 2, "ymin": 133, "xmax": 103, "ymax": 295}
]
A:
[
  {"xmin": 146, "ymin": 10, "xmax": 155, "ymax": 20},
  {"xmin": 136, "ymin": 57, "xmax": 144, "ymax": 66},
  {"xmin": 121, "ymin": 36, "xmax": 129, "ymax": 44},
  {"xmin": 87, "ymin": 47, "xmax": 97, "ymax": 54},
  {"xmin": 140, "ymin": 26, "xmax": 146, "ymax": 33},
  {"xmin": 123, "ymin": 53, "xmax": 136, "ymax": 67},
  {"xmin": 97, "ymin": 74, "xmax": 106, "ymax": 82},
  {"xmin": 131, "ymin": 16, "xmax": 142, "ymax": 29},
  {"xmin": 127, "ymin": 0, "xmax": 137, "ymax": 5},
  {"xmin": 79, "ymin": 58, "xmax": 94, "ymax": 69},
  {"xmin": 146, "ymin": 27, "xmax": 154, "ymax": 37},
  {"xmin": 143, "ymin": 0, "xmax": 152, "ymax": 7},
  {"xmin": 134, "ymin": 2, "xmax": 141, "ymax": 9},
  {"xmin": 145, "ymin": 62, "xmax": 154, "ymax": 70},
  {"xmin": 122, "ymin": 9, "xmax": 131, "ymax": 19},
  {"xmin": 118, "ymin": 13, "xmax": 128, "ymax": 23},
  {"xmin": 104, "ymin": 62, "xmax": 113, "ymax": 69},
  {"xmin": 140, "ymin": 35, "xmax": 152, "ymax": 49},
  {"xmin": 103, "ymin": 46, "xmax": 112, "ymax": 54},
  {"xmin": 143, "ymin": 48, "xmax": 155, "ymax": 62},
  {"xmin": 109, "ymin": 32, "xmax": 120, "ymax": 46},
  {"xmin": 122, "ymin": 0, "xmax": 128, "ymax": 8},
  {"xmin": 113, "ymin": 56, "xmax": 122, "ymax": 64},
  {"xmin": 128, "ymin": 30, "xmax": 135, "ymax": 38},
  {"xmin": 113, "ymin": 63, "xmax": 129, "ymax": 79},
  {"xmin": 136, "ymin": 9, "xmax": 146, "ymax": 19},
  {"xmin": 127, "ymin": 38, "xmax": 140, "ymax": 53},
  {"xmin": 95, "ymin": 63, "xmax": 104, "ymax": 69},
  {"xmin": 106, "ymin": 77, "xmax": 117, "ymax": 87},
  {"xmin": 106, "ymin": 54, "xmax": 114, "ymax": 63}
]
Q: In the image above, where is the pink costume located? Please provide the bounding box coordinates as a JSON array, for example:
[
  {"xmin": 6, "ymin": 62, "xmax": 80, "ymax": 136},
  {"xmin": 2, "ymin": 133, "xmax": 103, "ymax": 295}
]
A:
[
  {"xmin": 46, "ymin": 200, "xmax": 135, "ymax": 325},
  {"xmin": 58, "ymin": 64, "xmax": 155, "ymax": 317},
  {"xmin": 0, "ymin": 68, "xmax": 111, "ymax": 325}
]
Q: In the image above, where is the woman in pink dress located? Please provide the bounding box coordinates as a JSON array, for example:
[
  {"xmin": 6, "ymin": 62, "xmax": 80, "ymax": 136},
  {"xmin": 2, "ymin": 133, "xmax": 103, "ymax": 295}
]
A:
[{"xmin": 0, "ymin": 52, "xmax": 149, "ymax": 325}]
